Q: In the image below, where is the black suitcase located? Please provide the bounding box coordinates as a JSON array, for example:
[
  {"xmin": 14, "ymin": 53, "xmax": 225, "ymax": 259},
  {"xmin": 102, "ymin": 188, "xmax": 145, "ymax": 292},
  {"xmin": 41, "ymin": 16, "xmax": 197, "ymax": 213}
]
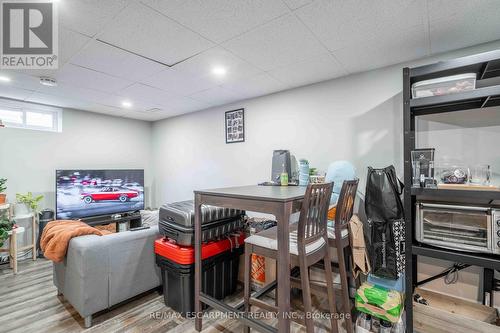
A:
[{"xmin": 159, "ymin": 200, "xmax": 245, "ymax": 246}]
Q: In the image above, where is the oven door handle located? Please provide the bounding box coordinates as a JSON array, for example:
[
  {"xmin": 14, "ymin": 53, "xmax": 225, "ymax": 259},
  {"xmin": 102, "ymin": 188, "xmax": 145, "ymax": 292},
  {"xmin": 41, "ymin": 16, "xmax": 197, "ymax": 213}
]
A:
[{"xmin": 419, "ymin": 203, "xmax": 490, "ymax": 212}]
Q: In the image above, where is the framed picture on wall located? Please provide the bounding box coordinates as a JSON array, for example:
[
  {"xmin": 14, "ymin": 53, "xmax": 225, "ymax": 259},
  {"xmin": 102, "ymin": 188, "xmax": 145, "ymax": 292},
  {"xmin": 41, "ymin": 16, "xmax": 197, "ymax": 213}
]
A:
[{"xmin": 225, "ymin": 108, "xmax": 245, "ymax": 143}]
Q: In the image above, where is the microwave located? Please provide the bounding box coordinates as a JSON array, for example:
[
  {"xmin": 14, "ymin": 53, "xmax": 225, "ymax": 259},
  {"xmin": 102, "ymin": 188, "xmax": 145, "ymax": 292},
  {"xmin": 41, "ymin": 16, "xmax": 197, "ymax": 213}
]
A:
[{"xmin": 416, "ymin": 202, "xmax": 500, "ymax": 255}]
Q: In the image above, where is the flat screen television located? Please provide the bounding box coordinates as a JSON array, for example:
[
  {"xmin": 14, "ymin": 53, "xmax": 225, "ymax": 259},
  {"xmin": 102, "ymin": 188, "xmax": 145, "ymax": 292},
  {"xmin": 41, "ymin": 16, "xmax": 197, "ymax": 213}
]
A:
[{"xmin": 56, "ymin": 169, "xmax": 144, "ymax": 219}]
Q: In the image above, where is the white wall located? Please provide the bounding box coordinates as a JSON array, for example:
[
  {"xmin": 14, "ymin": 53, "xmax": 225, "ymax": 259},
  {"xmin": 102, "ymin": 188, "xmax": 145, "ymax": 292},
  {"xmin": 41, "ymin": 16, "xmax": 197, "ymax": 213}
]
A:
[
  {"xmin": 152, "ymin": 60, "xmax": 404, "ymax": 205},
  {"xmin": 152, "ymin": 40, "xmax": 500, "ymax": 307},
  {"xmin": 152, "ymin": 40, "xmax": 500, "ymax": 205},
  {"xmin": 0, "ymin": 108, "xmax": 153, "ymax": 208},
  {"xmin": 0, "ymin": 108, "xmax": 153, "ymax": 253}
]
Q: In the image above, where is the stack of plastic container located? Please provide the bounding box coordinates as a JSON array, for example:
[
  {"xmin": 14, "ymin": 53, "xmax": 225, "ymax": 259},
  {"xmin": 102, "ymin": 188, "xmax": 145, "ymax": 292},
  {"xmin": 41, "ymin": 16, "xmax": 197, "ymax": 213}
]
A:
[{"xmin": 154, "ymin": 232, "xmax": 244, "ymax": 317}]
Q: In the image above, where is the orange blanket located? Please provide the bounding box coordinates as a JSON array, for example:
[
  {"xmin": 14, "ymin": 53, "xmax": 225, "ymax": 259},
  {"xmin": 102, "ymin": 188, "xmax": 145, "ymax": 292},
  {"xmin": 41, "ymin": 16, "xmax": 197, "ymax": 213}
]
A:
[{"xmin": 40, "ymin": 220, "xmax": 111, "ymax": 263}]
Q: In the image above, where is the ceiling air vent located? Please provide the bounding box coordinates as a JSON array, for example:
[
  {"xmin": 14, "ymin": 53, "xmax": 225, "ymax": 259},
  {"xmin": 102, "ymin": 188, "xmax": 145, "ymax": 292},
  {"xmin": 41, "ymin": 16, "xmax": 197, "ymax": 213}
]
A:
[
  {"xmin": 145, "ymin": 108, "xmax": 162, "ymax": 113},
  {"xmin": 39, "ymin": 77, "xmax": 57, "ymax": 87}
]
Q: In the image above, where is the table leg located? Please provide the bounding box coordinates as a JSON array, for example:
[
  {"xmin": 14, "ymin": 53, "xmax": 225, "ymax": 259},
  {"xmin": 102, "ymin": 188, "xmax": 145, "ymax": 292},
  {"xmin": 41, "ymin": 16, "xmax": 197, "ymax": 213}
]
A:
[
  {"xmin": 276, "ymin": 202, "xmax": 292, "ymax": 333},
  {"xmin": 194, "ymin": 193, "xmax": 203, "ymax": 331}
]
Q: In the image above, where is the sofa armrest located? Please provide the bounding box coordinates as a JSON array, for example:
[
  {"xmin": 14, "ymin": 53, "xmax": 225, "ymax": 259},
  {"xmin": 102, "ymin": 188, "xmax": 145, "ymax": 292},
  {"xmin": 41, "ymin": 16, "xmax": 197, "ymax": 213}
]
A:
[{"xmin": 53, "ymin": 234, "xmax": 110, "ymax": 318}]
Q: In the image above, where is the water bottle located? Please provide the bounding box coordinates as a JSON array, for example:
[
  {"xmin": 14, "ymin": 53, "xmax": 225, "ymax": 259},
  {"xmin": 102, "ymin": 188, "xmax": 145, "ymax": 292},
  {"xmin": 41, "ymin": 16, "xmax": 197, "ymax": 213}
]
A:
[
  {"xmin": 298, "ymin": 159, "xmax": 309, "ymax": 186},
  {"xmin": 280, "ymin": 163, "xmax": 288, "ymax": 186}
]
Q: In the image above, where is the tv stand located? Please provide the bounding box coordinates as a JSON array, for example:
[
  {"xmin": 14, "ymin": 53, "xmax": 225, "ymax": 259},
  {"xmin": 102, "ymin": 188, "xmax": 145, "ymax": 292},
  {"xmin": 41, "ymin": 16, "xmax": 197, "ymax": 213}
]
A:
[{"xmin": 80, "ymin": 211, "xmax": 142, "ymax": 231}]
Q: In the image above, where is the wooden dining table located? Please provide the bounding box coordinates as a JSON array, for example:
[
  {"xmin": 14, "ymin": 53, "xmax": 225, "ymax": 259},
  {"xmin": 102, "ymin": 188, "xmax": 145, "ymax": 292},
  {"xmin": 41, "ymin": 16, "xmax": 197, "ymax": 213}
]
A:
[{"xmin": 193, "ymin": 185, "xmax": 307, "ymax": 333}]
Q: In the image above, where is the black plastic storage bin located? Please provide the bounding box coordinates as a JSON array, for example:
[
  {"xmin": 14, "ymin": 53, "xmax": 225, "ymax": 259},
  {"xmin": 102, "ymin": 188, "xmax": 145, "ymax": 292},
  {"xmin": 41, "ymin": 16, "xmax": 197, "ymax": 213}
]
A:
[{"xmin": 156, "ymin": 247, "xmax": 242, "ymax": 317}]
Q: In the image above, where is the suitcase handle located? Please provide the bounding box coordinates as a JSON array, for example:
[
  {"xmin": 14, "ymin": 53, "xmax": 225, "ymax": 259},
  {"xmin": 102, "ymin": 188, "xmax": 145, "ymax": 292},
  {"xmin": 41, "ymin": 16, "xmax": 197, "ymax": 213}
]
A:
[{"xmin": 163, "ymin": 227, "xmax": 179, "ymax": 240}]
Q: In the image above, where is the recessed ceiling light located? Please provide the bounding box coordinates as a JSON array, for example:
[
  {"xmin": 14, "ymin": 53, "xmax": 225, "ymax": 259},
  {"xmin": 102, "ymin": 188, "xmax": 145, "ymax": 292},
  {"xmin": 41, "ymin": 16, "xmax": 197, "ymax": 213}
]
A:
[
  {"xmin": 121, "ymin": 101, "xmax": 132, "ymax": 108},
  {"xmin": 39, "ymin": 76, "xmax": 57, "ymax": 87},
  {"xmin": 0, "ymin": 76, "xmax": 11, "ymax": 82},
  {"xmin": 212, "ymin": 66, "xmax": 227, "ymax": 76}
]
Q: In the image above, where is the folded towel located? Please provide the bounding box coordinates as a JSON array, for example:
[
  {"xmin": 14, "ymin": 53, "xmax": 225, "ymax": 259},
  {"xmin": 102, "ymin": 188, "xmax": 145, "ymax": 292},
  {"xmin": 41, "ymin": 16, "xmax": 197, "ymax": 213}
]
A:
[{"xmin": 40, "ymin": 220, "xmax": 111, "ymax": 263}]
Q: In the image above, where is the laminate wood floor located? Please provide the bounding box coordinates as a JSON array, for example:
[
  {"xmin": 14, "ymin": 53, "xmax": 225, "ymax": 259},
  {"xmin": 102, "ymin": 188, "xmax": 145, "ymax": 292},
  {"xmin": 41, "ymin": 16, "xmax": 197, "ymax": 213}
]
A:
[{"xmin": 0, "ymin": 259, "xmax": 348, "ymax": 333}]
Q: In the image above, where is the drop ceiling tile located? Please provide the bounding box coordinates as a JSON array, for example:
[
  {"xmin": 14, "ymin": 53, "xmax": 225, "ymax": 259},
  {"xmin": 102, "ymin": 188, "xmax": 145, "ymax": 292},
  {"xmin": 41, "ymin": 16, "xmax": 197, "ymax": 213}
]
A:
[
  {"xmin": 222, "ymin": 72, "xmax": 288, "ymax": 98},
  {"xmin": 268, "ymin": 52, "xmax": 347, "ymax": 88},
  {"xmin": 99, "ymin": 2, "xmax": 214, "ymax": 66},
  {"xmin": 0, "ymin": 71, "xmax": 42, "ymax": 91},
  {"xmin": 26, "ymin": 92, "xmax": 90, "ymax": 109},
  {"xmin": 59, "ymin": 0, "xmax": 131, "ymax": 37},
  {"xmin": 55, "ymin": 64, "xmax": 133, "ymax": 94},
  {"xmin": 282, "ymin": 0, "xmax": 314, "ymax": 10},
  {"xmin": 140, "ymin": 0, "xmax": 289, "ymax": 43},
  {"xmin": 8, "ymin": 68, "xmax": 59, "ymax": 79},
  {"xmin": 158, "ymin": 96, "xmax": 209, "ymax": 114},
  {"xmin": 59, "ymin": 28, "xmax": 92, "ymax": 65},
  {"xmin": 295, "ymin": 0, "xmax": 426, "ymax": 52},
  {"xmin": 85, "ymin": 104, "xmax": 126, "ymax": 117},
  {"xmin": 120, "ymin": 98, "xmax": 161, "ymax": 113},
  {"xmin": 0, "ymin": 85, "xmax": 35, "ymax": 101},
  {"xmin": 119, "ymin": 83, "xmax": 179, "ymax": 106},
  {"xmin": 141, "ymin": 68, "xmax": 216, "ymax": 95},
  {"xmin": 190, "ymin": 87, "xmax": 241, "ymax": 106},
  {"xmin": 222, "ymin": 14, "xmax": 327, "ymax": 71},
  {"xmin": 69, "ymin": 41, "xmax": 167, "ymax": 81},
  {"xmin": 172, "ymin": 47, "xmax": 262, "ymax": 83},
  {"xmin": 145, "ymin": 113, "xmax": 175, "ymax": 121},
  {"xmin": 36, "ymin": 82, "xmax": 124, "ymax": 107},
  {"xmin": 430, "ymin": 18, "xmax": 500, "ymax": 54},
  {"xmin": 332, "ymin": 25, "xmax": 428, "ymax": 74},
  {"xmin": 427, "ymin": 0, "xmax": 482, "ymax": 22},
  {"xmin": 121, "ymin": 111, "xmax": 161, "ymax": 121},
  {"xmin": 428, "ymin": 0, "xmax": 500, "ymax": 54}
]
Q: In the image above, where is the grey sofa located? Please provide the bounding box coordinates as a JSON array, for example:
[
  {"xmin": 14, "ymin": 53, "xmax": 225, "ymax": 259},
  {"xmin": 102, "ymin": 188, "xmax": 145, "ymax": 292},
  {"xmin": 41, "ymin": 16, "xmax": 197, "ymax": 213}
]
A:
[{"xmin": 53, "ymin": 226, "xmax": 161, "ymax": 327}]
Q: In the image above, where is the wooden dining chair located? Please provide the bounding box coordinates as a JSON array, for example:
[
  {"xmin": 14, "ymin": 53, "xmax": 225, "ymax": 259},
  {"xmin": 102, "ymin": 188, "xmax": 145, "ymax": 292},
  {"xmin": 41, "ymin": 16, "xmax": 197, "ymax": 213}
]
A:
[
  {"xmin": 327, "ymin": 179, "xmax": 359, "ymax": 333},
  {"xmin": 286, "ymin": 180, "xmax": 359, "ymax": 333},
  {"xmin": 243, "ymin": 182, "xmax": 339, "ymax": 333}
]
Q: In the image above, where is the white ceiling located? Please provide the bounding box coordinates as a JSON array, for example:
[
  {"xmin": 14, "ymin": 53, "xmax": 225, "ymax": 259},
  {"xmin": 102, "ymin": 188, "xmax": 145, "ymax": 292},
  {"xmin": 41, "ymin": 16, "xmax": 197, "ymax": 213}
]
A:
[{"xmin": 1, "ymin": 0, "xmax": 500, "ymax": 121}]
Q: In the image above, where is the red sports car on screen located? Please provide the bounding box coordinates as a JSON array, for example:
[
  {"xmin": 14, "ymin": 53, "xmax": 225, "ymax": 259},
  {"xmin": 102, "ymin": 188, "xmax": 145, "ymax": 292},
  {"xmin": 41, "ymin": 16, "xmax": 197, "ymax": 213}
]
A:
[{"xmin": 81, "ymin": 187, "xmax": 138, "ymax": 204}]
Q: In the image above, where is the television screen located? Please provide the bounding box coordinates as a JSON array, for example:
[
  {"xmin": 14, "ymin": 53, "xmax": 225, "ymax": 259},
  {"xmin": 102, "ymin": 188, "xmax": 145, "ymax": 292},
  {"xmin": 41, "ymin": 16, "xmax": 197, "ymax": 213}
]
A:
[{"xmin": 56, "ymin": 169, "xmax": 144, "ymax": 219}]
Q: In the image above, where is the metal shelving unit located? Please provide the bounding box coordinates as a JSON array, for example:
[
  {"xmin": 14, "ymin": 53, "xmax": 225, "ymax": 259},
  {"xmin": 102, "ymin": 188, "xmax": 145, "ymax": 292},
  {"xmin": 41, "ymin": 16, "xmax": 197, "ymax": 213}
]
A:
[{"xmin": 403, "ymin": 50, "xmax": 500, "ymax": 332}]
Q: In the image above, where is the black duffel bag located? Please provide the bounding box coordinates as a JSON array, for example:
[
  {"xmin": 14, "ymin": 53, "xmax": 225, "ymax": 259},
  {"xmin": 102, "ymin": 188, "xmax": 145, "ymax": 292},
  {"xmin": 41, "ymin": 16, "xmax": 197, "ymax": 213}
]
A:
[{"xmin": 365, "ymin": 165, "xmax": 404, "ymax": 222}]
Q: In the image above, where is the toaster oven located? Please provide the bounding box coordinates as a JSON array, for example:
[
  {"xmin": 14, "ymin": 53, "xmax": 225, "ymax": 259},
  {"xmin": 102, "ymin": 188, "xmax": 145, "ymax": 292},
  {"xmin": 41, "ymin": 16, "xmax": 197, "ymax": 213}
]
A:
[{"xmin": 416, "ymin": 203, "xmax": 500, "ymax": 255}]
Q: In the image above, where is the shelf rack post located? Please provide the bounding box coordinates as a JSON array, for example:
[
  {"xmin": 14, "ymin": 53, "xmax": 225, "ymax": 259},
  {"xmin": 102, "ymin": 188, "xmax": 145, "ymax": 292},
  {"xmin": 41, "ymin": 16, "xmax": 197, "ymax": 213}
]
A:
[{"xmin": 403, "ymin": 67, "xmax": 416, "ymax": 333}]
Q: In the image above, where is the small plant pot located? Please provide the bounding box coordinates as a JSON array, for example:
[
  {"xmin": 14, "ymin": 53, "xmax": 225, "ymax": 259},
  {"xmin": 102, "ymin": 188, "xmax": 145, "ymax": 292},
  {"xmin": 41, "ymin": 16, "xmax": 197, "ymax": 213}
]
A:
[{"xmin": 0, "ymin": 194, "xmax": 5, "ymax": 204}]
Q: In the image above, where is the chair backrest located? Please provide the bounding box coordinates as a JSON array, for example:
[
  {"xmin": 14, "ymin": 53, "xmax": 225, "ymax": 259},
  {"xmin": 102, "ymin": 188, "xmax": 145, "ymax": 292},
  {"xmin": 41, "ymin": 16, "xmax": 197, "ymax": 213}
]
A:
[
  {"xmin": 334, "ymin": 179, "xmax": 359, "ymax": 239},
  {"xmin": 297, "ymin": 182, "xmax": 334, "ymax": 253}
]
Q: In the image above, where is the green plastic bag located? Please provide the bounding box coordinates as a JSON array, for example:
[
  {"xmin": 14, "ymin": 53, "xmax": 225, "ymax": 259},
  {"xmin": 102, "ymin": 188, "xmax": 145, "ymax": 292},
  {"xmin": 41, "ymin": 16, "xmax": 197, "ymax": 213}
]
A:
[{"xmin": 355, "ymin": 282, "xmax": 403, "ymax": 323}]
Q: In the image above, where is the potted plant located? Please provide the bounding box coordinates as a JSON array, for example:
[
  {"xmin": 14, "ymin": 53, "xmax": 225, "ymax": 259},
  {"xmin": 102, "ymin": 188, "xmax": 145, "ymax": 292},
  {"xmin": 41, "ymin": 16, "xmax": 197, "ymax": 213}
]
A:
[
  {"xmin": 15, "ymin": 192, "xmax": 44, "ymax": 216},
  {"xmin": 0, "ymin": 178, "xmax": 6, "ymax": 204},
  {"xmin": 0, "ymin": 213, "xmax": 13, "ymax": 247}
]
